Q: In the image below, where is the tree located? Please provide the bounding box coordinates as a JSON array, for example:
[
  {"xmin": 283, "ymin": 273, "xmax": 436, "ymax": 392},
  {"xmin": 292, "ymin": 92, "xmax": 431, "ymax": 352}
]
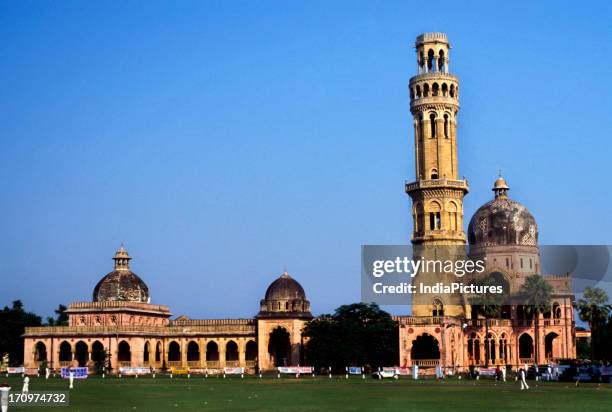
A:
[
  {"xmin": 303, "ymin": 303, "xmax": 398, "ymax": 372},
  {"xmin": 576, "ymin": 287, "xmax": 611, "ymax": 361},
  {"xmin": 0, "ymin": 300, "xmax": 42, "ymax": 366},
  {"xmin": 518, "ymin": 275, "xmax": 553, "ymax": 364},
  {"xmin": 46, "ymin": 304, "xmax": 68, "ymax": 326}
]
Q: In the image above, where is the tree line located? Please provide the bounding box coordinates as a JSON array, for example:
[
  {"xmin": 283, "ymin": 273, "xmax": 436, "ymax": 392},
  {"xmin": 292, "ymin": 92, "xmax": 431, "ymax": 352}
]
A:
[{"xmin": 0, "ymin": 301, "xmax": 67, "ymax": 366}]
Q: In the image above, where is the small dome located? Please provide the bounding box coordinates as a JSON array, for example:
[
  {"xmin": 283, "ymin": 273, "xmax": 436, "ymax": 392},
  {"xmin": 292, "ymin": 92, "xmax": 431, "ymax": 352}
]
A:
[
  {"xmin": 92, "ymin": 247, "xmax": 150, "ymax": 303},
  {"xmin": 468, "ymin": 178, "xmax": 538, "ymax": 247},
  {"xmin": 264, "ymin": 272, "xmax": 306, "ymax": 300},
  {"xmin": 493, "ymin": 176, "xmax": 509, "ymax": 191}
]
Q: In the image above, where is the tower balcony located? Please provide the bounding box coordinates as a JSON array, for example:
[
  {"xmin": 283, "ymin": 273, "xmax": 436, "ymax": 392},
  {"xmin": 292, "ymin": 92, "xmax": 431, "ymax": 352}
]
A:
[
  {"xmin": 410, "ymin": 96, "xmax": 459, "ymax": 112},
  {"xmin": 409, "ymin": 72, "xmax": 458, "ymax": 85},
  {"xmin": 405, "ymin": 178, "xmax": 469, "ymax": 194}
]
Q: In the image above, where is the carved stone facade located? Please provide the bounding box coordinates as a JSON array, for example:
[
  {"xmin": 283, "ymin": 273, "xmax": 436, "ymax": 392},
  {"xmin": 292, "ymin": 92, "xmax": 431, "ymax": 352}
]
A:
[{"xmin": 23, "ymin": 249, "xmax": 311, "ymax": 374}]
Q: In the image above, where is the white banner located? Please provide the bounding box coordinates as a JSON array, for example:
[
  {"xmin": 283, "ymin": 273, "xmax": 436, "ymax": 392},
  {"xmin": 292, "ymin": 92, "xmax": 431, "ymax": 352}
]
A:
[
  {"xmin": 223, "ymin": 367, "xmax": 244, "ymax": 375},
  {"xmin": 277, "ymin": 366, "xmax": 313, "ymax": 374},
  {"xmin": 7, "ymin": 367, "xmax": 25, "ymax": 374},
  {"xmin": 119, "ymin": 367, "xmax": 151, "ymax": 375}
]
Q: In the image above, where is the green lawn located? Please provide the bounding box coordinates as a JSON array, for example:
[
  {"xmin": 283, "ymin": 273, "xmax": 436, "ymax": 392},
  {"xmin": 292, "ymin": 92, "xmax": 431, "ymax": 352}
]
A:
[{"xmin": 4, "ymin": 375, "xmax": 611, "ymax": 411}]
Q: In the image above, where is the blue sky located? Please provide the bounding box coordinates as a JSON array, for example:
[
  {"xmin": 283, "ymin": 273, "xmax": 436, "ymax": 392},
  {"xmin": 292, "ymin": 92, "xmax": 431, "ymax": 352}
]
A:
[{"xmin": 1, "ymin": 1, "xmax": 611, "ymax": 319}]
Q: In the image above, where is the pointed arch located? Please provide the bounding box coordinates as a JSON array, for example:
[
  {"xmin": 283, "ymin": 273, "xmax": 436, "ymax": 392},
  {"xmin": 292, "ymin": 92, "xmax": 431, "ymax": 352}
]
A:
[
  {"xmin": 206, "ymin": 341, "xmax": 219, "ymax": 362},
  {"xmin": 187, "ymin": 341, "xmax": 200, "ymax": 361}
]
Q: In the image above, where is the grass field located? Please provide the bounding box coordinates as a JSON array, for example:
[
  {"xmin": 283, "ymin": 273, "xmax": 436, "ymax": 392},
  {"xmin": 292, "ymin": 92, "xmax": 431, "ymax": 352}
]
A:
[{"xmin": 4, "ymin": 375, "xmax": 611, "ymax": 411}]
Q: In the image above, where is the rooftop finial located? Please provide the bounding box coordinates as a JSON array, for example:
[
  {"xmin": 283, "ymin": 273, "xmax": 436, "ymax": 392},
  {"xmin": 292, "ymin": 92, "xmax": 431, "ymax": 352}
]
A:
[
  {"xmin": 113, "ymin": 246, "xmax": 131, "ymax": 271},
  {"xmin": 492, "ymin": 175, "xmax": 510, "ymax": 199}
]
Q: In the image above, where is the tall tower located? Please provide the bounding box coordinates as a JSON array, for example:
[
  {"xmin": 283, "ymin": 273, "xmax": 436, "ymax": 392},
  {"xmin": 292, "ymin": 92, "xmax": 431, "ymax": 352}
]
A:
[
  {"xmin": 406, "ymin": 33, "xmax": 468, "ymax": 317},
  {"xmin": 405, "ymin": 33, "xmax": 468, "ymax": 246}
]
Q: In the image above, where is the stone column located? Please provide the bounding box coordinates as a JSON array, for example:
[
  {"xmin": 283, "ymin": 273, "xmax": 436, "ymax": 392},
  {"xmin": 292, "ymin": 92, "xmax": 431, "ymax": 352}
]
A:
[
  {"xmin": 149, "ymin": 343, "xmax": 155, "ymax": 367},
  {"xmin": 181, "ymin": 339, "xmax": 187, "ymax": 369},
  {"xmin": 162, "ymin": 339, "xmax": 168, "ymax": 369},
  {"xmin": 219, "ymin": 339, "xmax": 226, "ymax": 368},
  {"xmin": 200, "ymin": 339, "xmax": 208, "ymax": 368},
  {"xmin": 238, "ymin": 339, "xmax": 246, "ymax": 367}
]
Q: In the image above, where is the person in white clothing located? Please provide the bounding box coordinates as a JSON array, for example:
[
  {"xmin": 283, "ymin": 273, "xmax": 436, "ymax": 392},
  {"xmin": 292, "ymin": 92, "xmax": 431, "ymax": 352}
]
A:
[
  {"xmin": 0, "ymin": 382, "xmax": 11, "ymax": 412},
  {"xmin": 22, "ymin": 375, "xmax": 29, "ymax": 394},
  {"xmin": 45, "ymin": 367, "xmax": 50, "ymax": 379},
  {"xmin": 519, "ymin": 364, "xmax": 530, "ymax": 390}
]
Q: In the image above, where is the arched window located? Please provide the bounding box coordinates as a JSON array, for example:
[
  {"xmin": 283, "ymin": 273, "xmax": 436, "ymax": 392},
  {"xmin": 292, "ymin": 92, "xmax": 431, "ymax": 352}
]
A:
[
  {"xmin": 499, "ymin": 333, "xmax": 509, "ymax": 364},
  {"xmin": 118, "ymin": 341, "xmax": 131, "ymax": 363},
  {"xmin": 427, "ymin": 49, "xmax": 434, "ymax": 71},
  {"xmin": 430, "ymin": 169, "xmax": 438, "ymax": 179},
  {"xmin": 432, "ymin": 298, "xmax": 444, "ymax": 316},
  {"xmin": 429, "ymin": 201, "xmax": 441, "ymax": 230},
  {"xmin": 423, "ymin": 83, "xmax": 430, "ymax": 97},
  {"xmin": 485, "ymin": 332, "xmax": 497, "ymax": 363},
  {"xmin": 441, "ymin": 83, "xmax": 448, "ymax": 97},
  {"xmin": 468, "ymin": 333, "xmax": 480, "ymax": 364},
  {"xmin": 226, "ymin": 341, "xmax": 239, "ymax": 362},
  {"xmin": 59, "ymin": 341, "xmax": 72, "ymax": 362},
  {"xmin": 432, "ymin": 82, "xmax": 439, "ymax": 96},
  {"xmin": 430, "ymin": 113, "xmax": 437, "ymax": 138},
  {"xmin": 206, "ymin": 341, "xmax": 219, "ymax": 362},
  {"xmin": 438, "ymin": 50, "xmax": 445, "ymax": 72},
  {"xmin": 450, "ymin": 84, "xmax": 455, "ymax": 98},
  {"xmin": 187, "ymin": 341, "xmax": 200, "ymax": 361},
  {"xmin": 35, "ymin": 342, "xmax": 47, "ymax": 363},
  {"xmin": 419, "ymin": 114, "xmax": 424, "ymax": 141},
  {"xmin": 168, "ymin": 341, "xmax": 181, "ymax": 362},
  {"xmin": 245, "ymin": 340, "xmax": 258, "ymax": 361},
  {"xmin": 416, "ymin": 85, "xmax": 422, "ymax": 98},
  {"xmin": 444, "ymin": 114, "xmax": 449, "ymax": 138},
  {"xmin": 552, "ymin": 303, "xmax": 561, "ymax": 319}
]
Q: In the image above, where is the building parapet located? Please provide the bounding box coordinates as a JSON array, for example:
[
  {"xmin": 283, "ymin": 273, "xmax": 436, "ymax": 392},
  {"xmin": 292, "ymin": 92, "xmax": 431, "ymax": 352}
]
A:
[
  {"xmin": 170, "ymin": 318, "xmax": 256, "ymax": 326},
  {"xmin": 416, "ymin": 32, "xmax": 448, "ymax": 44},
  {"xmin": 67, "ymin": 301, "xmax": 171, "ymax": 313},
  {"xmin": 395, "ymin": 316, "xmax": 462, "ymax": 326},
  {"xmin": 24, "ymin": 323, "xmax": 257, "ymax": 337}
]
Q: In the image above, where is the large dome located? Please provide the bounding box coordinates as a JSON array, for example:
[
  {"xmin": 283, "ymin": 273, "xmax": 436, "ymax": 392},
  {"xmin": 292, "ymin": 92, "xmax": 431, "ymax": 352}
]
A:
[
  {"xmin": 92, "ymin": 247, "xmax": 150, "ymax": 303},
  {"xmin": 258, "ymin": 272, "xmax": 312, "ymax": 318},
  {"xmin": 468, "ymin": 177, "xmax": 538, "ymax": 247},
  {"xmin": 264, "ymin": 272, "xmax": 306, "ymax": 300}
]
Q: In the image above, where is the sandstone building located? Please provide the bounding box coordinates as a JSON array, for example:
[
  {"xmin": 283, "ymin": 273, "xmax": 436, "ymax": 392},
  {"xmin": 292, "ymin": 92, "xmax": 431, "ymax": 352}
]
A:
[{"xmin": 22, "ymin": 32, "xmax": 575, "ymax": 374}]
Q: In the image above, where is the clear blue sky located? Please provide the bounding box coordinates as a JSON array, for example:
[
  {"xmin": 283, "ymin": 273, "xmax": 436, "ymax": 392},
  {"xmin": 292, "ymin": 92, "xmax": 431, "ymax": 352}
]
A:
[{"xmin": 1, "ymin": 1, "xmax": 611, "ymax": 320}]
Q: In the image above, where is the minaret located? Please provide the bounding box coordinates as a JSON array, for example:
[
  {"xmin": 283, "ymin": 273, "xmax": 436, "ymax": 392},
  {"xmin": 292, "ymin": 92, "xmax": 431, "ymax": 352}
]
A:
[
  {"xmin": 406, "ymin": 33, "xmax": 468, "ymax": 317},
  {"xmin": 405, "ymin": 32, "xmax": 468, "ymax": 245}
]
